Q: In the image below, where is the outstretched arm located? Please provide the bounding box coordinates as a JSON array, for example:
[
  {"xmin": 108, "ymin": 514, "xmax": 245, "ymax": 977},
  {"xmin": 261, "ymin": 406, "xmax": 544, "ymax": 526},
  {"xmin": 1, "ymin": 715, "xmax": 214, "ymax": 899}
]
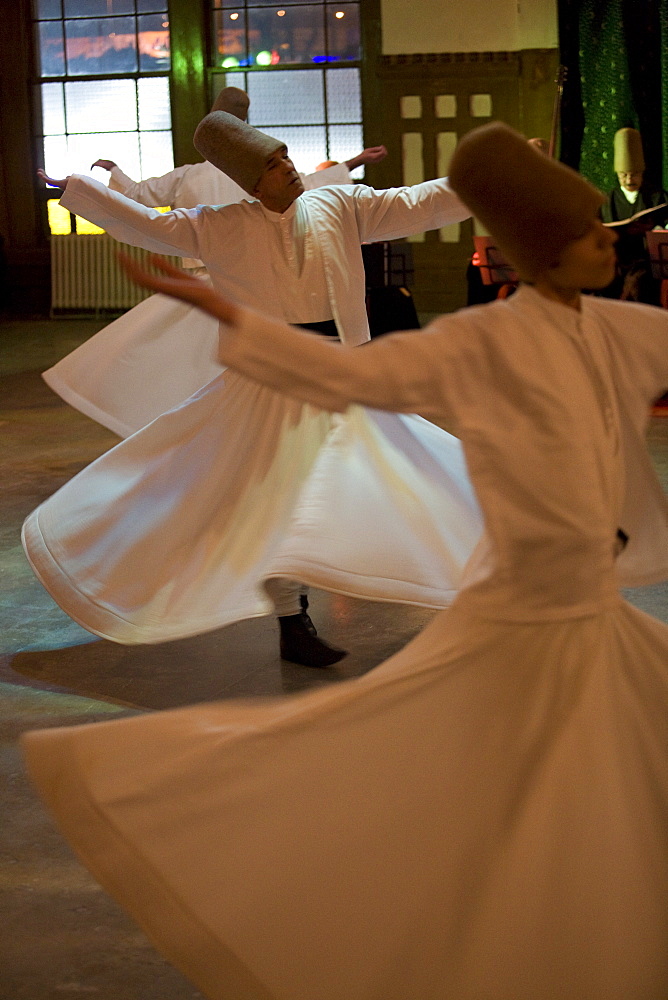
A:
[
  {"xmin": 119, "ymin": 254, "xmax": 447, "ymax": 419},
  {"xmin": 344, "ymin": 145, "xmax": 388, "ymax": 171},
  {"xmin": 353, "ymin": 177, "xmax": 471, "ymax": 244},
  {"xmin": 92, "ymin": 159, "xmax": 192, "ymax": 207},
  {"xmin": 303, "ymin": 147, "xmax": 389, "ymax": 190},
  {"xmin": 91, "ymin": 160, "xmax": 144, "ymax": 199},
  {"xmin": 44, "ymin": 172, "xmax": 203, "ymax": 258}
]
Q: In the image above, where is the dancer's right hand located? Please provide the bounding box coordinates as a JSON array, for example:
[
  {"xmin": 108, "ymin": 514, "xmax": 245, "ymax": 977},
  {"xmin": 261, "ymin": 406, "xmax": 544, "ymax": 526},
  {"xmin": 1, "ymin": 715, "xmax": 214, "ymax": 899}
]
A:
[{"xmin": 118, "ymin": 253, "xmax": 242, "ymax": 328}]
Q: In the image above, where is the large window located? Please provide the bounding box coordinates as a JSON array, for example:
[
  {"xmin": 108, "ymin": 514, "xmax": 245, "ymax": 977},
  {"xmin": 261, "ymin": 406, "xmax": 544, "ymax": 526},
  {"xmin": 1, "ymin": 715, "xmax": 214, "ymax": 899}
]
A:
[
  {"xmin": 32, "ymin": 0, "xmax": 173, "ymax": 233},
  {"xmin": 211, "ymin": 0, "xmax": 360, "ymax": 67},
  {"xmin": 211, "ymin": 2, "xmax": 363, "ymax": 175}
]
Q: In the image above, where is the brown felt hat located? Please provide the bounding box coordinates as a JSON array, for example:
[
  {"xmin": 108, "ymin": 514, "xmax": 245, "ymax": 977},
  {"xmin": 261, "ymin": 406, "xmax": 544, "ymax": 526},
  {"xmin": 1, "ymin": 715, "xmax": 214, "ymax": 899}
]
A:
[
  {"xmin": 210, "ymin": 86, "xmax": 250, "ymax": 121},
  {"xmin": 193, "ymin": 111, "xmax": 286, "ymax": 195},
  {"xmin": 613, "ymin": 127, "xmax": 645, "ymax": 173},
  {"xmin": 527, "ymin": 137, "xmax": 549, "ymax": 155},
  {"xmin": 449, "ymin": 122, "xmax": 605, "ymax": 280}
]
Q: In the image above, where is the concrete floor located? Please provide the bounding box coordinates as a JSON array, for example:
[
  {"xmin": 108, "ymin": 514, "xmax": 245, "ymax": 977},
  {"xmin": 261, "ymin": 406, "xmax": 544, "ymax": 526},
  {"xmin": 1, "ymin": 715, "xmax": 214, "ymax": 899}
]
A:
[{"xmin": 1, "ymin": 316, "xmax": 667, "ymax": 999}]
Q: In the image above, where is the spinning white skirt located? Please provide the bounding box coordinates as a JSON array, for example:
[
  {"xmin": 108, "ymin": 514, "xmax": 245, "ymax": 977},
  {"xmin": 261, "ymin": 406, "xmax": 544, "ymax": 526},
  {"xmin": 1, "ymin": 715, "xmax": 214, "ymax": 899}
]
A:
[
  {"xmin": 22, "ymin": 594, "xmax": 668, "ymax": 999},
  {"xmin": 23, "ymin": 368, "xmax": 483, "ymax": 644},
  {"xmin": 43, "ymin": 292, "xmax": 223, "ymax": 437}
]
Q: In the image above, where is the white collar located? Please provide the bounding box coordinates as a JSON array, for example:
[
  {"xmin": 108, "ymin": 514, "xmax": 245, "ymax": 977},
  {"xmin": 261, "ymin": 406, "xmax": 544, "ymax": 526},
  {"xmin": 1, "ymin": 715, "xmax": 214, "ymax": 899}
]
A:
[
  {"xmin": 621, "ymin": 187, "xmax": 640, "ymax": 204},
  {"xmin": 260, "ymin": 199, "xmax": 300, "ymax": 223}
]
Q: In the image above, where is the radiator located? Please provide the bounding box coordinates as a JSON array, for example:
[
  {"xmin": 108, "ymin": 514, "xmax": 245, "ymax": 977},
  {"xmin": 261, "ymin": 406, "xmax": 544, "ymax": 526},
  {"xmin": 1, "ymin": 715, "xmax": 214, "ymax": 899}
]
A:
[{"xmin": 50, "ymin": 234, "xmax": 180, "ymax": 311}]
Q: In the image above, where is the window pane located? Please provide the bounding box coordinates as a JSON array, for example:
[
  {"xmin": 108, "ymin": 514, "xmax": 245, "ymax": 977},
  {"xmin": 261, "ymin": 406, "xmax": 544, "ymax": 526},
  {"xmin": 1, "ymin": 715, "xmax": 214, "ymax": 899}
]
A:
[
  {"xmin": 35, "ymin": 20, "xmax": 66, "ymax": 76},
  {"xmin": 97, "ymin": 131, "xmax": 142, "ymax": 175},
  {"xmin": 221, "ymin": 70, "xmax": 248, "ymax": 90},
  {"xmin": 43, "ymin": 134, "xmax": 70, "ymax": 177},
  {"xmin": 325, "ymin": 68, "xmax": 360, "ymax": 123},
  {"xmin": 213, "ymin": 70, "xmax": 248, "ymax": 102},
  {"xmin": 470, "ymin": 94, "xmax": 492, "ymax": 117},
  {"xmin": 248, "ymin": 69, "xmax": 324, "ymax": 125},
  {"xmin": 65, "ymin": 78, "xmax": 138, "ymax": 132},
  {"xmin": 138, "ymin": 76, "xmax": 171, "ymax": 130},
  {"xmin": 66, "ymin": 130, "xmax": 125, "ymax": 171},
  {"xmin": 139, "ymin": 130, "xmax": 174, "ymax": 177},
  {"xmin": 33, "ymin": 0, "xmax": 63, "ymax": 19},
  {"xmin": 212, "ymin": 8, "xmax": 247, "ymax": 67},
  {"xmin": 76, "ymin": 131, "xmax": 143, "ymax": 176},
  {"xmin": 243, "ymin": 0, "xmax": 307, "ymax": 6},
  {"xmin": 400, "ymin": 95, "xmax": 422, "ymax": 119},
  {"xmin": 75, "ymin": 215, "xmax": 105, "ymax": 233},
  {"xmin": 41, "ymin": 83, "xmax": 66, "ymax": 134},
  {"xmin": 215, "ymin": 0, "xmax": 306, "ymax": 6},
  {"xmin": 402, "ymin": 132, "xmax": 423, "ymax": 186},
  {"xmin": 137, "ymin": 0, "xmax": 168, "ymax": 11},
  {"xmin": 64, "ymin": 0, "xmax": 134, "ymax": 16},
  {"xmin": 275, "ymin": 125, "xmax": 327, "ymax": 175},
  {"xmin": 65, "ymin": 16, "xmax": 138, "ymax": 75},
  {"xmin": 137, "ymin": 13, "xmax": 170, "ymax": 70},
  {"xmin": 47, "ymin": 199, "xmax": 72, "ymax": 235},
  {"xmin": 247, "ymin": 5, "xmax": 324, "ymax": 66},
  {"xmin": 327, "ymin": 123, "xmax": 363, "ymax": 176},
  {"xmin": 325, "ymin": 3, "xmax": 360, "ymax": 61}
]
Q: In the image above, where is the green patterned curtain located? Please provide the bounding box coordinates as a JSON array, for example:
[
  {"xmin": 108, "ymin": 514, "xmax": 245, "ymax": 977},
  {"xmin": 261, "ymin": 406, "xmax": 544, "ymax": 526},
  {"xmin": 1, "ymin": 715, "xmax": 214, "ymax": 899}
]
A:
[
  {"xmin": 661, "ymin": 3, "xmax": 668, "ymax": 190},
  {"xmin": 578, "ymin": 0, "xmax": 634, "ymax": 190},
  {"xmin": 559, "ymin": 0, "xmax": 665, "ymax": 192}
]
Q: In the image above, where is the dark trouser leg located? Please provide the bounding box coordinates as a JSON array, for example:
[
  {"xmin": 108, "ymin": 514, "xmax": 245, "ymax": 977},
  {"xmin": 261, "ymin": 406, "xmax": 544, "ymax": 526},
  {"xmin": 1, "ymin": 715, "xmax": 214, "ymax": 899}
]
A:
[{"xmin": 266, "ymin": 579, "xmax": 348, "ymax": 668}]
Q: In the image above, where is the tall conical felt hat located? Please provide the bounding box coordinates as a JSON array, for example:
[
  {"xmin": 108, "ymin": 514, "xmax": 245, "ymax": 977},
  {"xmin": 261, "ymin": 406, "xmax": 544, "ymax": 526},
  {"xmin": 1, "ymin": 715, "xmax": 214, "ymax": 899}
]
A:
[
  {"xmin": 448, "ymin": 121, "xmax": 605, "ymax": 280},
  {"xmin": 613, "ymin": 127, "xmax": 645, "ymax": 173},
  {"xmin": 210, "ymin": 86, "xmax": 250, "ymax": 121},
  {"xmin": 193, "ymin": 111, "xmax": 285, "ymax": 195}
]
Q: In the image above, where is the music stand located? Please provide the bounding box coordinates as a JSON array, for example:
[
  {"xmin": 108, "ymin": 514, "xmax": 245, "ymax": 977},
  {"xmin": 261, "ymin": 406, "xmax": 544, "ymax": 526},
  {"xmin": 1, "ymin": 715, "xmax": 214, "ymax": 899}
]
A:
[{"xmin": 473, "ymin": 236, "xmax": 519, "ymax": 286}]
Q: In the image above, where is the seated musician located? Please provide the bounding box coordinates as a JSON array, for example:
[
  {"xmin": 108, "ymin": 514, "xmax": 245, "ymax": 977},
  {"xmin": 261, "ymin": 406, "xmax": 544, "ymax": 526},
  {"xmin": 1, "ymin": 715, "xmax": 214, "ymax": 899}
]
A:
[{"xmin": 600, "ymin": 127, "xmax": 668, "ymax": 304}]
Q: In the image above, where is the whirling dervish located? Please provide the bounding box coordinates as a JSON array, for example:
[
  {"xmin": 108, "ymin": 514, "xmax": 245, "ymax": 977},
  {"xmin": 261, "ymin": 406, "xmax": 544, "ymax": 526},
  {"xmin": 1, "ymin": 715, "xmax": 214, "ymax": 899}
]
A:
[{"xmin": 26, "ymin": 106, "xmax": 479, "ymax": 667}]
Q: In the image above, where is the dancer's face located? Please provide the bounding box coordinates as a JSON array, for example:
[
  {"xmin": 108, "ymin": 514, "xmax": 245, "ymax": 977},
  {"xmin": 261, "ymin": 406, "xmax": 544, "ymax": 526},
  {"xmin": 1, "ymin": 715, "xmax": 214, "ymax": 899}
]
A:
[
  {"xmin": 533, "ymin": 218, "xmax": 618, "ymax": 307},
  {"xmin": 546, "ymin": 219, "xmax": 618, "ymax": 291},
  {"xmin": 253, "ymin": 147, "xmax": 305, "ymax": 213}
]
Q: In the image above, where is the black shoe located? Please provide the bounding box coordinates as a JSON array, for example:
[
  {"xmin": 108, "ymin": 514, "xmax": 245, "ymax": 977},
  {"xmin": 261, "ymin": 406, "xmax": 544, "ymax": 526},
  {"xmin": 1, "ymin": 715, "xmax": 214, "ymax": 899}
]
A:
[
  {"xmin": 278, "ymin": 612, "xmax": 347, "ymax": 668},
  {"xmin": 298, "ymin": 605, "xmax": 317, "ymax": 636}
]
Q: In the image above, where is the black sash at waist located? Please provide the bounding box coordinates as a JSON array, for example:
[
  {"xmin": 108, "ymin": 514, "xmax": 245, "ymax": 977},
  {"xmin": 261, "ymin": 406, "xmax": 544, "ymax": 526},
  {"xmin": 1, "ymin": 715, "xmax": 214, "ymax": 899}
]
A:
[{"xmin": 296, "ymin": 320, "xmax": 339, "ymax": 337}]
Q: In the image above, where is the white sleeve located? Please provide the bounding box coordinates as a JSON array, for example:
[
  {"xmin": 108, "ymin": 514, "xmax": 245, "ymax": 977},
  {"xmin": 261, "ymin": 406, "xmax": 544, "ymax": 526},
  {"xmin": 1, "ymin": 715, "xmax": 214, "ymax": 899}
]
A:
[
  {"xmin": 60, "ymin": 175, "xmax": 202, "ymax": 258},
  {"xmin": 301, "ymin": 163, "xmax": 352, "ymax": 189},
  {"xmin": 109, "ymin": 166, "xmax": 138, "ymax": 194},
  {"xmin": 218, "ymin": 306, "xmax": 452, "ymax": 421},
  {"xmin": 352, "ymin": 178, "xmax": 471, "ymax": 243},
  {"xmin": 108, "ymin": 165, "xmax": 192, "ymax": 208}
]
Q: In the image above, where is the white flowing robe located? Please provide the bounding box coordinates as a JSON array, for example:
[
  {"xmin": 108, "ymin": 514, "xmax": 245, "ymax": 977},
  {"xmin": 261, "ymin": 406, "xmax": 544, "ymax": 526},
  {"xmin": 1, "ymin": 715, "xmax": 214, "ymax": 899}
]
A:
[
  {"xmin": 56, "ymin": 173, "xmax": 467, "ymax": 347},
  {"xmin": 23, "ymin": 285, "xmax": 668, "ymax": 1000},
  {"xmin": 43, "ymin": 161, "xmax": 355, "ymax": 436},
  {"xmin": 21, "ymin": 175, "xmax": 479, "ymax": 642},
  {"xmin": 108, "ymin": 159, "xmax": 353, "ymax": 269}
]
